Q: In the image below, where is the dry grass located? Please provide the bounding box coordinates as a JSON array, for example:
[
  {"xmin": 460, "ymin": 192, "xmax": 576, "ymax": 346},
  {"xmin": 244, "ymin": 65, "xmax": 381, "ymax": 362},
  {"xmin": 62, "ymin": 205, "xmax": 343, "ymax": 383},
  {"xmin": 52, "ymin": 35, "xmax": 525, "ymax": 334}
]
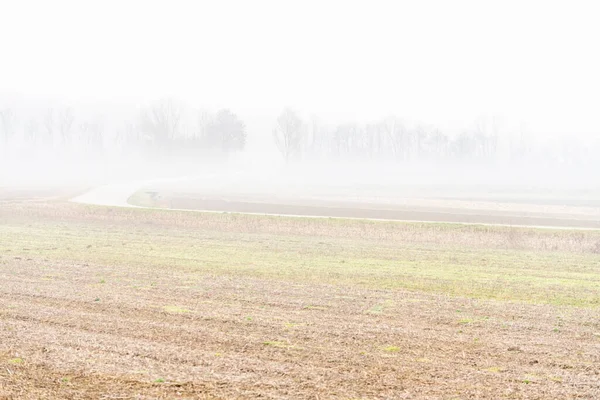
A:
[
  {"xmin": 7, "ymin": 200, "xmax": 600, "ymax": 253},
  {"xmin": 0, "ymin": 200, "xmax": 599, "ymax": 399}
]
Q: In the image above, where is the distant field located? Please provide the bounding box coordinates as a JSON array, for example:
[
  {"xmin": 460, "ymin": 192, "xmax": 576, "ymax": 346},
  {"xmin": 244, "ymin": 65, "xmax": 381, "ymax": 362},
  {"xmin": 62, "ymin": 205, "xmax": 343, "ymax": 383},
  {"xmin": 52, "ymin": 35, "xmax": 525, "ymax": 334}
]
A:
[
  {"xmin": 1, "ymin": 198, "xmax": 599, "ymax": 399},
  {"xmin": 129, "ymin": 187, "xmax": 600, "ymax": 229}
]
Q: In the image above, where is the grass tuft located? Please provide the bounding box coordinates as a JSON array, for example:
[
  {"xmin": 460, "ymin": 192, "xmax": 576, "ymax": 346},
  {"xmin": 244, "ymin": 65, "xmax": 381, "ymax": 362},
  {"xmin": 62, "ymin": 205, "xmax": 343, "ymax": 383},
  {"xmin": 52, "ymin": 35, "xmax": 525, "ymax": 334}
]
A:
[{"xmin": 162, "ymin": 305, "xmax": 190, "ymax": 314}]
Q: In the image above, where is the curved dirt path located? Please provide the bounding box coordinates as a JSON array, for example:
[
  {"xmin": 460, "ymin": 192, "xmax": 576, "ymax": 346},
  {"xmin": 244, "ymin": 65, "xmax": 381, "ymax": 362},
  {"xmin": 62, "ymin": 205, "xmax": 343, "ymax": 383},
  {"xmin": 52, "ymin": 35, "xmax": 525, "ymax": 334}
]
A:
[
  {"xmin": 70, "ymin": 181, "xmax": 147, "ymax": 208},
  {"xmin": 68, "ymin": 178, "xmax": 600, "ymax": 230},
  {"xmin": 70, "ymin": 176, "xmax": 200, "ymax": 208}
]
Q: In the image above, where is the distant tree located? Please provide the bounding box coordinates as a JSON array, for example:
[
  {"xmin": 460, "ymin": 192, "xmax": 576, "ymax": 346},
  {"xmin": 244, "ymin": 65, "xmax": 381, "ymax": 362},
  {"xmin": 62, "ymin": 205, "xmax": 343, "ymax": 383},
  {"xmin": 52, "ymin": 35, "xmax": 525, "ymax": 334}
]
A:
[
  {"xmin": 43, "ymin": 109, "xmax": 55, "ymax": 147},
  {"xmin": 332, "ymin": 123, "xmax": 362, "ymax": 159},
  {"xmin": 196, "ymin": 109, "xmax": 213, "ymax": 140},
  {"xmin": 139, "ymin": 99, "xmax": 182, "ymax": 147},
  {"xmin": 424, "ymin": 128, "xmax": 449, "ymax": 161},
  {"xmin": 0, "ymin": 108, "xmax": 16, "ymax": 149},
  {"xmin": 364, "ymin": 123, "xmax": 384, "ymax": 160},
  {"xmin": 115, "ymin": 121, "xmax": 141, "ymax": 155},
  {"xmin": 273, "ymin": 108, "xmax": 304, "ymax": 162},
  {"xmin": 509, "ymin": 123, "xmax": 531, "ymax": 163},
  {"xmin": 79, "ymin": 117, "xmax": 104, "ymax": 151},
  {"xmin": 24, "ymin": 118, "xmax": 39, "ymax": 144},
  {"xmin": 205, "ymin": 109, "xmax": 246, "ymax": 153},
  {"xmin": 382, "ymin": 117, "xmax": 411, "ymax": 162},
  {"xmin": 58, "ymin": 108, "xmax": 75, "ymax": 145},
  {"xmin": 413, "ymin": 125, "xmax": 428, "ymax": 160},
  {"xmin": 304, "ymin": 115, "xmax": 324, "ymax": 160},
  {"xmin": 452, "ymin": 132, "xmax": 477, "ymax": 160}
]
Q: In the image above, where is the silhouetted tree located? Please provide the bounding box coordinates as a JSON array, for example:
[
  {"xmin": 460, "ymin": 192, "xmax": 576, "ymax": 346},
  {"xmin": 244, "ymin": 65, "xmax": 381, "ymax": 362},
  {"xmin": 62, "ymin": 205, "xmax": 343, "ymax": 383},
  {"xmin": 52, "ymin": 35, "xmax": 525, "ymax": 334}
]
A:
[
  {"xmin": 43, "ymin": 109, "xmax": 55, "ymax": 147},
  {"xmin": 332, "ymin": 123, "xmax": 364, "ymax": 159},
  {"xmin": 424, "ymin": 128, "xmax": 449, "ymax": 161},
  {"xmin": 273, "ymin": 108, "xmax": 304, "ymax": 162},
  {"xmin": 79, "ymin": 117, "xmax": 104, "ymax": 151},
  {"xmin": 304, "ymin": 115, "xmax": 325, "ymax": 161},
  {"xmin": 140, "ymin": 99, "xmax": 182, "ymax": 148},
  {"xmin": 196, "ymin": 109, "xmax": 213, "ymax": 140},
  {"xmin": 24, "ymin": 118, "xmax": 39, "ymax": 144},
  {"xmin": 0, "ymin": 108, "xmax": 16, "ymax": 150},
  {"xmin": 205, "ymin": 109, "xmax": 246, "ymax": 153},
  {"xmin": 58, "ymin": 108, "xmax": 75, "ymax": 145}
]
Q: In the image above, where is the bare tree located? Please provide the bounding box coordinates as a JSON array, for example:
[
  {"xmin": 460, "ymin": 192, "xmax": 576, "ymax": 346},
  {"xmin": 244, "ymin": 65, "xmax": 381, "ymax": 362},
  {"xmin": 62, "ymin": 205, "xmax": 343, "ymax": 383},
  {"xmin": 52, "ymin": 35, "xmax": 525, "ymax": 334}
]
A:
[
  {"xmin": 509, "ymin": 122, "xmax": 531, "ymax": 163},
  {"xmin": 364, "ymin": 123, "xmax": 384, "ymax": 160},
  {"xmin": 332, "ymin": 124, "xmax": 350, "ymax": 158},
  {"xmin": 58, "ymin": 108, "xmax": 75, "ymax": 145},
  {"xmin": 43, "ymin": 109, "xmax": 55, "ymax": 147},
  {"xmin": 452, "ymin": 131, "xmax": 477, "ymax": 161},
  {"xmin": 382, "ymin": 117, "xmax": 411, "ymax": 162},
  {"xmin": 140, "ymin": 99, "xmax": 182, "ymax": 147},
  {"xmin": 196, "ymin": 109, "xmax": 212, "ymax": 139},
  {"xmin": 205, "ymin": 109, "xmax": 246, "ymax": 154},
  {"xmin": 115, "ymin": 120, "xmax": 141, "ymax": 155},
  {"xmin": 470, "ymin": 116, "xmax": 501, "ymax": 162},
  {"xmin": 25, "ymin": 118, "xmax": 39, "ymax": 144},
  {"xmin": 304, "ymin": 115, "xmax": 324, "ymax": 160},
  {"xmin": 273, "ymin": 108, "xmax": 304, "ymax": 162},
  {"xmin": 79, "ymin": 116, "xmax": 104, "ymax": 151},
  {"xmin": 424, "ymin": 128, "xmax": 449, "ymax": 161},
  {"xmin": 0, "ymin": 108, "xmax": 16, "ymax": 149},
  {"xmin": 332, "ymin": 123, "xmax": 363, "ymax": 159}
]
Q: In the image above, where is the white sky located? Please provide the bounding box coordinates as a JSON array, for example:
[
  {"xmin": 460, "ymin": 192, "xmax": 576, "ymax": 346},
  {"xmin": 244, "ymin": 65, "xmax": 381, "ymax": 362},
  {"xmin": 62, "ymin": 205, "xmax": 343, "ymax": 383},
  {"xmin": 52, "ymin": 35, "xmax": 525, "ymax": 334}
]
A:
[{"xmin": 1, "ymin": 0, "xmax": 600, "ymax": 138}]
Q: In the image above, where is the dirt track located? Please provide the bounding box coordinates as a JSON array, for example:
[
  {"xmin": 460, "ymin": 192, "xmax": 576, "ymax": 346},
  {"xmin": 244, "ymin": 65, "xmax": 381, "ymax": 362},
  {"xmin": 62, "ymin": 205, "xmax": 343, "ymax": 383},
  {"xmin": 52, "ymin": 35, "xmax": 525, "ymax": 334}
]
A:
[{"xmin": 63, "ymin": 178, "xmax": 600, "ymax": 229}]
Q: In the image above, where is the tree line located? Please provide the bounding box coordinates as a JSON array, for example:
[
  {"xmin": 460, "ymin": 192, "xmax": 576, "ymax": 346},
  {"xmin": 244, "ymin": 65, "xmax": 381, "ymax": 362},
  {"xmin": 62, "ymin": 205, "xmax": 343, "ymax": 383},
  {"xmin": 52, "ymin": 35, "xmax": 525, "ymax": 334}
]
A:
[
  {"xmin": 273, "ymin": 109, "xmax": 592, "ymax": 167},
  {"xmin": 0, "ymin": 99, "xmax": 246, "ymax": 162},
  {"xmin": 0, "ymin": 98, "xmax": 594, "ymax": 168}
]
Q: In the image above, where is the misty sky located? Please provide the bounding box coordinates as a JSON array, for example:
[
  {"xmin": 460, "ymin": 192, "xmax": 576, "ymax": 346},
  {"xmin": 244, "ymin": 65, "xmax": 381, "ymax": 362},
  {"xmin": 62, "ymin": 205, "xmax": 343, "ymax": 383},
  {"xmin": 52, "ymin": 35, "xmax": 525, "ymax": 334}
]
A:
[{"xmin": 1, "ymin": 0, "xmax": 599, "ymax": 139}]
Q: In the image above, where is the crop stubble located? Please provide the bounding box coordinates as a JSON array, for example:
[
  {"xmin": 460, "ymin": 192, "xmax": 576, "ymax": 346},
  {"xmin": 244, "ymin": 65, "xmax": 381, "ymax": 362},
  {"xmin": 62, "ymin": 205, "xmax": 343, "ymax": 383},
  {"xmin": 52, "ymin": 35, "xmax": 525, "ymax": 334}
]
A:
[{"xmin": 0, "ymin": 199, "xmax": 599, "ymax": 399}]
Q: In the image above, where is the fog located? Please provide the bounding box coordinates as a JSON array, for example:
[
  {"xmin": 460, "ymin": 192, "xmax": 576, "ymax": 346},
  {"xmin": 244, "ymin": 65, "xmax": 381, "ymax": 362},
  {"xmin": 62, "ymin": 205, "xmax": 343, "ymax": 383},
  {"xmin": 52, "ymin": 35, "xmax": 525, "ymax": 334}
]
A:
[
  {"xmin": 1, "ymin": 96, "xmax": 598, "ymax": 203},
  {"xmin": 2, "ymin": 0, "xmax": 600, "ymax": 205}
]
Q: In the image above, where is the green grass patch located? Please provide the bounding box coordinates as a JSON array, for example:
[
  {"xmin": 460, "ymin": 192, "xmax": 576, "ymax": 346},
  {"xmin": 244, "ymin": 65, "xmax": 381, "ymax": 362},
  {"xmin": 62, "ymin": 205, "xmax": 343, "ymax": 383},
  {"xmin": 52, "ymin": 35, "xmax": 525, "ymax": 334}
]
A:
[
  {"xmin": 162, "ymin": 305, "xmax": 190, "ymax": 314},
  {"xmin": 303, "ymin": 305, "xmax": 328, "ymax": 310},
  {"xmin": 263, "ymin": 341, "xmax": 287, "ymax": 348}
]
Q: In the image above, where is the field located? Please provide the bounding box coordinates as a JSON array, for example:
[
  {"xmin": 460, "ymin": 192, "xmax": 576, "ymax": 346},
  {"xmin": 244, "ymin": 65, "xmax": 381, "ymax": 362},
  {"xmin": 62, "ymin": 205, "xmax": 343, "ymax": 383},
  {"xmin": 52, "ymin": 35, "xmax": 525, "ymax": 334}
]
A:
[{"xmin": 1, "ymin": 193, "xmax": 599, "ymax": 399}]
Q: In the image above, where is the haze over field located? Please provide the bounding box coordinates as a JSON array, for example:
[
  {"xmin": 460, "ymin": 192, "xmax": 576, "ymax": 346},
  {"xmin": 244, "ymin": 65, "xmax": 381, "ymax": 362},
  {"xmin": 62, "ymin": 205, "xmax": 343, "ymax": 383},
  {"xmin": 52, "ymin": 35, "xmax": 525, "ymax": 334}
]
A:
[
  {"xmin": 1, "ymin": 1, "xmax": 600, "ymax": 185},
  {"xmin": 2, "ymin": 3, "xmax": 600, "ymax": 399},
  {"xmin": 1, "ymin": 0, "xmax": 600, "ymax": 199}
]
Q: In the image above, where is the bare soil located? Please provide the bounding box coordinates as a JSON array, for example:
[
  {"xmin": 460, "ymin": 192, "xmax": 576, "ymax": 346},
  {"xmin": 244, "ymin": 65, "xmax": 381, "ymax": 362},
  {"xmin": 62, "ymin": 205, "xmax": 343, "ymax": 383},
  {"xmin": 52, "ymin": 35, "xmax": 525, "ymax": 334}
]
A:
[{"xmin": 0, "ymin": 198, "xmax": 599, "ymax": 399}]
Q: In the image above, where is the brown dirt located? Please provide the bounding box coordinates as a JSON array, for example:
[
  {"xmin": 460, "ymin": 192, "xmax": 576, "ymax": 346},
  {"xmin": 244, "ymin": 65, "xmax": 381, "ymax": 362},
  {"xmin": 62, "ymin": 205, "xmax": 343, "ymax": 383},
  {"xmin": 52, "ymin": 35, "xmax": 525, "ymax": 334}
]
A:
[{"xmin": 0, "ymin": 199, "xmax": 599, "ymax": 399}]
